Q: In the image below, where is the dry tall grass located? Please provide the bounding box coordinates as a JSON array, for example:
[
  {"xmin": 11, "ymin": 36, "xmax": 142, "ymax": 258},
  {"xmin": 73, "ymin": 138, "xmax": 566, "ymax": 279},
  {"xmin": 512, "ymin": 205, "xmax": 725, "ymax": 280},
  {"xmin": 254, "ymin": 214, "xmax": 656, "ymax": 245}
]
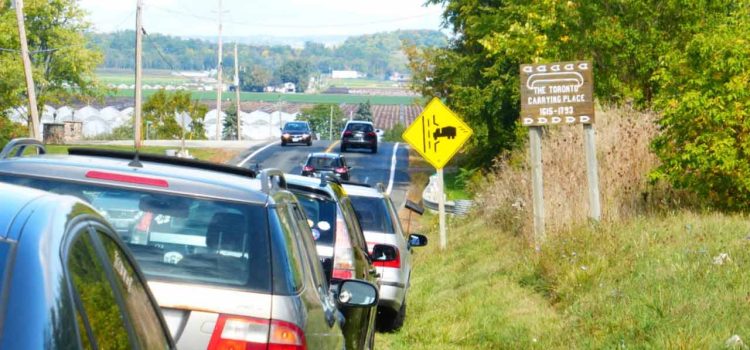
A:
[{"xmin": 474, "ymin": 105, "xmax": 677, "ymax": 239}]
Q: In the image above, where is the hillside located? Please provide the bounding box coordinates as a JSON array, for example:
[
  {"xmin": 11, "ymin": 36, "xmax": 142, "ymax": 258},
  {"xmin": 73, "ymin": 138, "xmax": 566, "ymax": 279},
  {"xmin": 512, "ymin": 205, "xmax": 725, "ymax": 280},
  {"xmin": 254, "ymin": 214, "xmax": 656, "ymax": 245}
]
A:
[{"xmin": 87, "ymin": 29, "xmax": 448, "ymax": 78}]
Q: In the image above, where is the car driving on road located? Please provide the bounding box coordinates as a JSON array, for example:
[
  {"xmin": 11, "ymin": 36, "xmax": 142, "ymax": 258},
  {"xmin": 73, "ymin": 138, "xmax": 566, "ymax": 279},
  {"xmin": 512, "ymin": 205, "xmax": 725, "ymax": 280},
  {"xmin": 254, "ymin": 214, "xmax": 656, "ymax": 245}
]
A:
[
  {"xmin": 0, "ymin": 138, "xmax": 378, "ymax": 350},
  {"xmin": 286, "ymin": 174, "xmax": 379, "ymax": 350},
  {"xmin": 281, "ymin": 121, "xmax": 313, "ymax": 146},
  {"xmin": 341, "ymin": 120, "xmax": 378, "ymax": 153},
  {"xmin": 302, "ymin": 152, "xmax": 352, "ymax": 181},
  {"xmin": 343, "ymin": 183, "xmax": 428, "ymax": 332},
  {"xmin": 0, "ymin": 181, "xmax": 175, "ymax": 349}
]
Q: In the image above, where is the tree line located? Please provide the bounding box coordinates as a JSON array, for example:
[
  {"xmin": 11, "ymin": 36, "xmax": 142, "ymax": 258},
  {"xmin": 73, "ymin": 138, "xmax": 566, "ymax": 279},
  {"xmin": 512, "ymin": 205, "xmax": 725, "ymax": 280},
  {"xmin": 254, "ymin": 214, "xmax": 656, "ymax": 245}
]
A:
[{"xmin": 88, "ymin": 29, "xmax": 448, "ymax": 79}]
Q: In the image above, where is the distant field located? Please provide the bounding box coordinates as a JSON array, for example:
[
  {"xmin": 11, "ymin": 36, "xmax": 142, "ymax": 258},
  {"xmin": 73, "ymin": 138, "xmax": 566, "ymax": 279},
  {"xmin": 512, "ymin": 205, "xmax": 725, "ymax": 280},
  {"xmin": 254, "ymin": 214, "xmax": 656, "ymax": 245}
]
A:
[
  {"xmin": 110, "ymin": 89, "xmax": 421, "ymax": 105},
  {"xmin": 97, "ymin": 69, "xmax": 192, "ymax": 85},
  {"xmin": 323, "ymin": 78, "xmax": 404, "ymax": 89}
]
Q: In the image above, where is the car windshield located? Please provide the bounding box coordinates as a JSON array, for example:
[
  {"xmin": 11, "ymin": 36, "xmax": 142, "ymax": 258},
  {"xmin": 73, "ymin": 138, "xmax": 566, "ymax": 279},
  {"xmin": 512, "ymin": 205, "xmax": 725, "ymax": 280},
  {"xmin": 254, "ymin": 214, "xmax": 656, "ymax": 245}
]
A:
[
  {"xmin": 349, "ymin": 195, "xmax": 395, "ymax": 234},
  {"xmin": 346, "ymin": 123, "xmax": 373, "ymax": 132},
  {"xmin": 291, "ymin": 192, "xmax": 337, "ymax": 246},
  {"xmin": 284, "ymin": 123, "xmax": 308, "ymax": 131},
  {"xmin": 0, "ymin": 174, "xmax": 272, "ymax": 292},
  {"xmin": 307, "ymin": 156, "xmax": 341, "ymax": 170}
]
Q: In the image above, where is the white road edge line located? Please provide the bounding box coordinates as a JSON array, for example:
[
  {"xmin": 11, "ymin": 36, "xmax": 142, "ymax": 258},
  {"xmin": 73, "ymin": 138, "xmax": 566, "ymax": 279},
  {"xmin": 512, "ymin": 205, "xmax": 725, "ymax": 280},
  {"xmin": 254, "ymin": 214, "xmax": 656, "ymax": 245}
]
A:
[
  {"xmin": 237, "ymin": 140, "xmax": 279, "ymax": 167},
  {"xmin": 386, "ymin": 142, "xmax": 400, "ymax": 195}
]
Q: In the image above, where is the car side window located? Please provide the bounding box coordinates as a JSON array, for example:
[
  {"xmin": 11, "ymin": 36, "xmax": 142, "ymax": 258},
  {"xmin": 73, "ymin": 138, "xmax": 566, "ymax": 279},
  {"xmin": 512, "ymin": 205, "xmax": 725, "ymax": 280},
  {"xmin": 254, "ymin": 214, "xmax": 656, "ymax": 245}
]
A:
[
  {"xmin": 339, "ymin": 197, "xmax": 368, "ymax": 251},
  {"xmin": 67, "ymin": 229, "xmax": 132, "ymax": 350},
  {"xmin": 95, "ymin": 227, "xmax": 171, "ymax": 350},
  {"xmin": 275, "ymin": 205, "xmax": 306, "ymax": 292},
  {"xmin": 290, "ymin": 204, "xmax": 328, "ymax": 289}
]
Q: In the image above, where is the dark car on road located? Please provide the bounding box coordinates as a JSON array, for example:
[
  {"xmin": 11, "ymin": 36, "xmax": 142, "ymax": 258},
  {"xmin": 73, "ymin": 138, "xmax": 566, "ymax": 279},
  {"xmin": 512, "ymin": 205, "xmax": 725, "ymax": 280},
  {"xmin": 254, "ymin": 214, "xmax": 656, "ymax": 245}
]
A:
[
  {"xmin": 286, "ymin": 174, "xmax": 379, "ymax": 350},
  {"xmin": 341, "ymin": 121, "xmax": 378, "ymax": 153},
  {"xmin": 0, "ymin": 138, "xmax": 379, "ymax": 350},
  {"xmin": 0, "ymin": 181, "xmax": 175, "ymax": 349},
  {"xmin": 302, "ymin": 152, "xmax": 352, "ymax": 181},
  {"xmin": 281, "ymin": 121, "xmax": 313, "ymax": 146}
]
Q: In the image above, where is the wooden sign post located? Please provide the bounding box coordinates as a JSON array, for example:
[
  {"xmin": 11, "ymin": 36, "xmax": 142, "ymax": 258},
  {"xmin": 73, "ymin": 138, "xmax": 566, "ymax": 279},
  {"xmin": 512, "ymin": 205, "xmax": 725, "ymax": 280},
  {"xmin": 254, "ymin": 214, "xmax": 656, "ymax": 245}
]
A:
[{"xmin": 519, "ymin": 61, "xmax": 599, "ymax": 248}]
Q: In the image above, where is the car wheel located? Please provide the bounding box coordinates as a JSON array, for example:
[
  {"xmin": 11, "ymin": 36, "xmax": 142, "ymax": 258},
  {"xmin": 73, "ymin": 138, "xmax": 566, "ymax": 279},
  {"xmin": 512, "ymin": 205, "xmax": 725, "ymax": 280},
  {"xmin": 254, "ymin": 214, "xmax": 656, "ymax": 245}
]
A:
[
  {"xmin": 307, "ymin": 140, "xmax": 312, "ymax": 146},
  {"xmin": 371, "ymin": 145, "xmax": 378, "ymax": 154},
  {"xmin": 377, "ymin": 302, "xmax": 406, "ymax": 332},
  {"xmin": 340, "ymin": 144, "xmax": 347, "ymax": 152},
  {"xmin": 281, "ymin": 141, "xmax": 286, "ymax": 146}
]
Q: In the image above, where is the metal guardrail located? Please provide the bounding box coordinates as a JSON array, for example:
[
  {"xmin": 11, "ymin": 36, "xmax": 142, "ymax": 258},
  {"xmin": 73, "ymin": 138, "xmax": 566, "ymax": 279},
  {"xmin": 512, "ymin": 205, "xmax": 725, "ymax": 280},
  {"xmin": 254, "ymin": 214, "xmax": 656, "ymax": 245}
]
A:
[{"xmin": 421, "ymin": 174, "xmax": 474, "ymax": 216}]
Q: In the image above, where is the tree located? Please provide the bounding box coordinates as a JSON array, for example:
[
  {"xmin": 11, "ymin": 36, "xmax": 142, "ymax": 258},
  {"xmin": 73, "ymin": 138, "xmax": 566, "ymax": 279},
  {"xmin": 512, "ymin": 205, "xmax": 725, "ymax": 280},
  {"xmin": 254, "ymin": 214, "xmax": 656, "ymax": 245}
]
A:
[
  {"xmin": 354, "ymin": 101, "xmax": 372, "ymax": 122},
  {"xmin": 239, "ymin": 66, "xmax": 272, "ymax": 92},
  {"xmin": 409, "ymin": 0, "xmax": 737, "ymax": 167},
  {"xmin": 223, "ymin": 102, "xmax": 238, "ymax": 140},
  {"xmin": 0, "ymin": 115, "xmax": 28, "ymax": 148},
  {"xmin": 0, "ymin": 0, "xmax": 103, "ymax": 129},
  {"xmin": 142, "ymin": 90, "xmax": 207, "ymax": 140},
  {"xmin": 298, "ymin": 104, "xmax": 345, "ymax": 140},
  {"xmin": 274, "ymin": 60, "xmax": 313, "ymax": 92}
]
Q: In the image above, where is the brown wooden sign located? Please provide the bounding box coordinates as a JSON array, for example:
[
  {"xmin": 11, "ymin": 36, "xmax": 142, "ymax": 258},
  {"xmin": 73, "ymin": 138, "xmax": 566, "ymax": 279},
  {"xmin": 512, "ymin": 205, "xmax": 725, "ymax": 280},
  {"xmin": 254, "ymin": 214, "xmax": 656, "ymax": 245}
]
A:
[{"xmin": 520, "ymin": 61, "xmax": 594, "ymax": 126}]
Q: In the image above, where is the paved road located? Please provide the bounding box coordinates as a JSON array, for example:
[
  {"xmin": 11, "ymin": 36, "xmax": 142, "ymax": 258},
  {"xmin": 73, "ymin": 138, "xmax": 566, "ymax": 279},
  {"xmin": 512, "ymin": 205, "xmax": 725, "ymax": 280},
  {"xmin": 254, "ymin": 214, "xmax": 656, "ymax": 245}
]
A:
[{"xmin": 232, "ymin": 140, "xmax": 412, "ymax": 209}]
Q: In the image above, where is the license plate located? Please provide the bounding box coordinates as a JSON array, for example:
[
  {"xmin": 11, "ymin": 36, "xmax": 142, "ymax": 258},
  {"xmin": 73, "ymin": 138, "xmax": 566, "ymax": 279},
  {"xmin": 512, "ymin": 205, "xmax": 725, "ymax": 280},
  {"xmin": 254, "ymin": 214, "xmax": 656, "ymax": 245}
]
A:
[{"xmin": 293, "ymin": 137, "xmax": 301, "ymax": 141}]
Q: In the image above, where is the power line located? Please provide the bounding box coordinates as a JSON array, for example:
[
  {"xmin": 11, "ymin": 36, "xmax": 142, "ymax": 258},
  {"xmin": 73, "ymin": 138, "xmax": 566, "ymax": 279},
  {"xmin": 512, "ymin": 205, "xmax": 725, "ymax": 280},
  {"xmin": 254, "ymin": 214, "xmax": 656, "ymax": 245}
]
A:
[{"xmin": 148, "ymin": 4, "xmax": 435, "ymax": 29}]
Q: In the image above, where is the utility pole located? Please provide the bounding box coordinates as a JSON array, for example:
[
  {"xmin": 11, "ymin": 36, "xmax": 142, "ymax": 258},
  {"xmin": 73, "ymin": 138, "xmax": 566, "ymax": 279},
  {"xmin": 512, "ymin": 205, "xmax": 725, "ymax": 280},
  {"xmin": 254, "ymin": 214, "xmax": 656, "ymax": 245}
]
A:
[
  {"xmin": 214, "ymin": 0, "xmax": 223, "ymax": 141},
  {"xmin": 234, "ymin": 43, "xmax": 241, "ymax": 140},
  {"xmin": 329, "ymin": 105, "xmax": 333, "ymax": 140},
  {"xmin": 134, "ymin": 0, "xmax": 144, "ymax": 150},
  {"xmin": 13, "ymin": 0, "xmax": 40, "ymax": 140}
]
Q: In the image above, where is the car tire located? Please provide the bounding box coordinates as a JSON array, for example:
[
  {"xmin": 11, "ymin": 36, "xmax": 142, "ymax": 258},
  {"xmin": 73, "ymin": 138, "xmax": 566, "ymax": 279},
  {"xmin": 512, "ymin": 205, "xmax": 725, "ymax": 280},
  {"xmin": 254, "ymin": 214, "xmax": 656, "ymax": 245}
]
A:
[
  {"xmin": 377, "ymin": 302, "xmax": 406, "ymax": 332},
  {"xmin": 281, "ymin": 141, "xmax": 286, "ymax": 147},
  {"xmin": 307, "ymin": 140, "xmax": 312, "ymax": 146},
  {"xmin": 371, "ymin": 145, "xmax": 378, "ymax": 154},
  {"xmin": 340, "ymin": 144, "xmax": 347, "ymax": 152}
]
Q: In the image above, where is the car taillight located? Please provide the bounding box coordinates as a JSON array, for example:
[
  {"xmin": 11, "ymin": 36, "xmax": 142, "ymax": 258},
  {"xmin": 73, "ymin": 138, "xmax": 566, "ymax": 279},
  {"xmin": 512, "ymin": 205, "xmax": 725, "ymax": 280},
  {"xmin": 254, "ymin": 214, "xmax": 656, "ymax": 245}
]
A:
[
  {"xmin": 208, "ymin": 315, "xmax": 306, "ymax": 350},
  {"xmin": 343, "ymin": 131, "xmax": 353, "ymax": 137},
  {"xmin": 366, "ymin": 131, "xmax": 376, "ymax": 138},
  {"xmin": 334, "ymin": 167, "xmax": 347, "ymax": 174},
  {"xmin": 370, "ymin": 244, "xmax": 401, "ymax": 268},
  {"xmin": 303, "ymin": 165, "xmax": 314, "ymax": 172},
  {"xmin": 332, "ymin": 212, "xmax": 355, "ymax": 280},
  {"xmin": 135, "ymin": 212, "xmax": 153, "ymax": 232}
]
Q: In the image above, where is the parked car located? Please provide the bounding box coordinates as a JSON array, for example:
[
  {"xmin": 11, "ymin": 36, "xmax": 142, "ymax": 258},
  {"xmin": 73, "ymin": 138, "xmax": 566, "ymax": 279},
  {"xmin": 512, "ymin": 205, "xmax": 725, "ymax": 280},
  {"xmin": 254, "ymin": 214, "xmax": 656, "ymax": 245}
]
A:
[
  {"xmin": 0, "ymin": 138, "xmax": 378, "ymax": 350},
  {"xmin": 302, "ymin": 152, "xmax": 352, "ymax": 181},
  {"xmin": 281, "ymin": 121, "xmax": 313, "ymax": 146},
  {"xmin": 286, "ymin": 174, "xmax": 379, "ymax": 350},
  {"xmin": 343, "ymin": 182, "xmax": 428, "ymax": 331},
  {"xmin": 0, "ymin": 181, "xmax": 175, "ymax": 349},
  {"xmin": 341, "ymin": 121, "xmax": 378, "ymax": 153}
]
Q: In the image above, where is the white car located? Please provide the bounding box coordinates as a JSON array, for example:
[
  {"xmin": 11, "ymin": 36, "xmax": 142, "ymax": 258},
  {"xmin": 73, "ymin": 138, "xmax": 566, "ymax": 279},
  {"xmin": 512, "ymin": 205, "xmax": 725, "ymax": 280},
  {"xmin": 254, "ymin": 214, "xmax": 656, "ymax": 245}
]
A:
[{"xmin": 342, "ymin": 183, "xmax": 427, "ymax": 331}]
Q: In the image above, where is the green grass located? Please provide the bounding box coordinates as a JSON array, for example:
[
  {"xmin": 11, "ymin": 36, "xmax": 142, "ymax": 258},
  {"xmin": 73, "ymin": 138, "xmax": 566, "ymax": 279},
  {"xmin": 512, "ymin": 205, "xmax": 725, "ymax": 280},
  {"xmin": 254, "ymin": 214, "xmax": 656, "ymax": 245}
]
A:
[
  {"xmin": 324, "ymin": 78, "xmax": 402, "ymax": 89},
  {"xmin": 108, "ymin": 89, "xmax": 420, "ymax": 105},
  {"xmin": 443, "ymin": 172, "xmax": 471, "ymax": 200},
  {"xmin": 97, "ymin": 69, "xmax": 191, "ymax": 86},
  {"xmin": 377, "ymin": 211, "xmax": 750, "ymax": 349}
]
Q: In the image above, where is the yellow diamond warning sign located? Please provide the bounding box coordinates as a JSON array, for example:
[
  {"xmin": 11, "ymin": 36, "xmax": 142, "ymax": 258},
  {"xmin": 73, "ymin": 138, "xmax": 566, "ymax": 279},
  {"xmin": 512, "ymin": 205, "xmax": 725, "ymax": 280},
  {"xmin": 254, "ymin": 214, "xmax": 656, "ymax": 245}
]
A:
[{"xmin": 402, "ymin": 98, "xmax": 473, "ymax": 169}]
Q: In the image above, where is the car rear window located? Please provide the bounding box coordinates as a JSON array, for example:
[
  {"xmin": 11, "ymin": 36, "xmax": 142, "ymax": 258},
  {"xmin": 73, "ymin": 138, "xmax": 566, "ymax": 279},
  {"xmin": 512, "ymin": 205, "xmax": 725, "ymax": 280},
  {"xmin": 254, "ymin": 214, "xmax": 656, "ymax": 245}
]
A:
[
  {"xmin": 346, "ymin": 123, "xmax": 373, "ymax": 132},
  {"xmin": 291, "ymin": 192, "xmax": 337, "ymax": 246},
  {"xmin": 284, "ymin": 123, "xmax": 308, "ymax": 131},
  {"xmin": 307, "ymin": 156, "xmax": 341, "ymax": 170},
  {"xmin": 349, "ymin": 196, "xmax": 395, "ymax": 234},
  {"xmin": 0, "ymin": 175, "xmax": 272, "ymax": 293}
]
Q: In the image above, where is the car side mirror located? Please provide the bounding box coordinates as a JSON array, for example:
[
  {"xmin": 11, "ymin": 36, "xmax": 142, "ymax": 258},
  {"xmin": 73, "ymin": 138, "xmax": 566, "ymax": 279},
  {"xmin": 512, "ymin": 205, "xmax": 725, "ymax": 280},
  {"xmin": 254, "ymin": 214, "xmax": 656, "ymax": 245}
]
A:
[
  {"xmin": 371, "ymin": 244, "xmax": 398, "ymax": 263},
  {"xmin": 405, "ymin": 200, "xmax": 424, "ymax": 216},
  {"xmin": 337, "ymin": 280, "xmax": 378, "ymax": 308},
  {"xmin": 408, "ymin": 234, "xmax": 428, "ymax": 247}
]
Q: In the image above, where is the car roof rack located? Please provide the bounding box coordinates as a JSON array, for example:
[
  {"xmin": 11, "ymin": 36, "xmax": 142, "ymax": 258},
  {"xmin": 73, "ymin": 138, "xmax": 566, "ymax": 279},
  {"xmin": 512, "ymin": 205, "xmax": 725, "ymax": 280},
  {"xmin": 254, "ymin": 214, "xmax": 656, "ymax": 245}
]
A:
[
  {"xmin": 0, "ymin": 138, "xmax": 47, "ymax": 159},
  {"xmin": 259, "ymin": 168, "xmax": 287, "ymax": 194},
  {"xmin": 67, "ymin": 148, "xmax": 256, "ymax": 178}
]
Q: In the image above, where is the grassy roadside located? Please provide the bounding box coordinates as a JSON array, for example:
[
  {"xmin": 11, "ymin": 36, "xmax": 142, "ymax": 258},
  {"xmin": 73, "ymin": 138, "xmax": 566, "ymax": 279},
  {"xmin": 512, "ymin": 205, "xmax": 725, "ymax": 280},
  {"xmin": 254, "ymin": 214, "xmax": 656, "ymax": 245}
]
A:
[
  {"xmin": 378, "ymin": 210, "xmax": 750, "ymax": 349},
  {"xmin": 44, "ymin": 145, "xmax": 241, "ymax": 164}
]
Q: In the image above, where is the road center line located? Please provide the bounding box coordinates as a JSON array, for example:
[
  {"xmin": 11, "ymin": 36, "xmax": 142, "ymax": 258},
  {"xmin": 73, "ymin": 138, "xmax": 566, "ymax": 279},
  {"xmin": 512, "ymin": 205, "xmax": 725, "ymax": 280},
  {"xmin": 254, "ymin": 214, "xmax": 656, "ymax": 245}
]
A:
[
  {"xmin": 324, "ymin": 141, "xmax": 340, "ymax": 153},
  {"xmin": 237, "ymin": 140, "xmax": 279, "ymax": 167},
  {"xmin": 386, "ymin": 142, "xmax": 399, "ymax": 195}
]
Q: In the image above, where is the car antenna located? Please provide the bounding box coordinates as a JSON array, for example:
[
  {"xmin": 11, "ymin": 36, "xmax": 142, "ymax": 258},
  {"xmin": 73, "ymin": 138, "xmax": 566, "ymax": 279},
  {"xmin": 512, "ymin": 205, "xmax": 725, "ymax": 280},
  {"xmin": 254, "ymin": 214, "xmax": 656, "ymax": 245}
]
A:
[{"xmin": 128, "ymin": 148, "xmax": 143, "ymax": 168}]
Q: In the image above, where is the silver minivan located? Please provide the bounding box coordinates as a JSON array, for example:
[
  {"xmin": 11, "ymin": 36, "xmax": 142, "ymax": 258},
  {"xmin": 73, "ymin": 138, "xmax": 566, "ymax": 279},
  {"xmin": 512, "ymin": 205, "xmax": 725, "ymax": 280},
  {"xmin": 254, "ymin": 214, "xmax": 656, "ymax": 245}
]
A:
[
  {"xmin": 0, "ymin": 141, "xmax": 378, "ymax": 350},
  {"xmin": 343, "ymin": 183, "xmax": 427, "ymax": 331}
]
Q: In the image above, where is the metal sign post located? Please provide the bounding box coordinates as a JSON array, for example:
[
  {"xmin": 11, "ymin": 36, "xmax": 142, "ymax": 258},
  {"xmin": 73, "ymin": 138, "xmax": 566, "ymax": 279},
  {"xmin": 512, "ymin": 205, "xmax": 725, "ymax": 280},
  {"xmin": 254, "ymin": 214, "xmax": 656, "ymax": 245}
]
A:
[
  {"xmin": 520, "ymin": 61, "xmax": 598, "ymax": 248},
  {"xmin": 402, "ymin": 97, "xmax": 473, "ymax": 250}
]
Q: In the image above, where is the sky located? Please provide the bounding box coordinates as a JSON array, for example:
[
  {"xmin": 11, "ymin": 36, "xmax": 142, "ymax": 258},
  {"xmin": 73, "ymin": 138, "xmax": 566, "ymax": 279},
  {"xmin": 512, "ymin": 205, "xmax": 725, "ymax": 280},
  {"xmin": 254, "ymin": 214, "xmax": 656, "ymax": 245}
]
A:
[{"xmin": 78, "ymin": 0, "xmax": 446, "ymax": 38}]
